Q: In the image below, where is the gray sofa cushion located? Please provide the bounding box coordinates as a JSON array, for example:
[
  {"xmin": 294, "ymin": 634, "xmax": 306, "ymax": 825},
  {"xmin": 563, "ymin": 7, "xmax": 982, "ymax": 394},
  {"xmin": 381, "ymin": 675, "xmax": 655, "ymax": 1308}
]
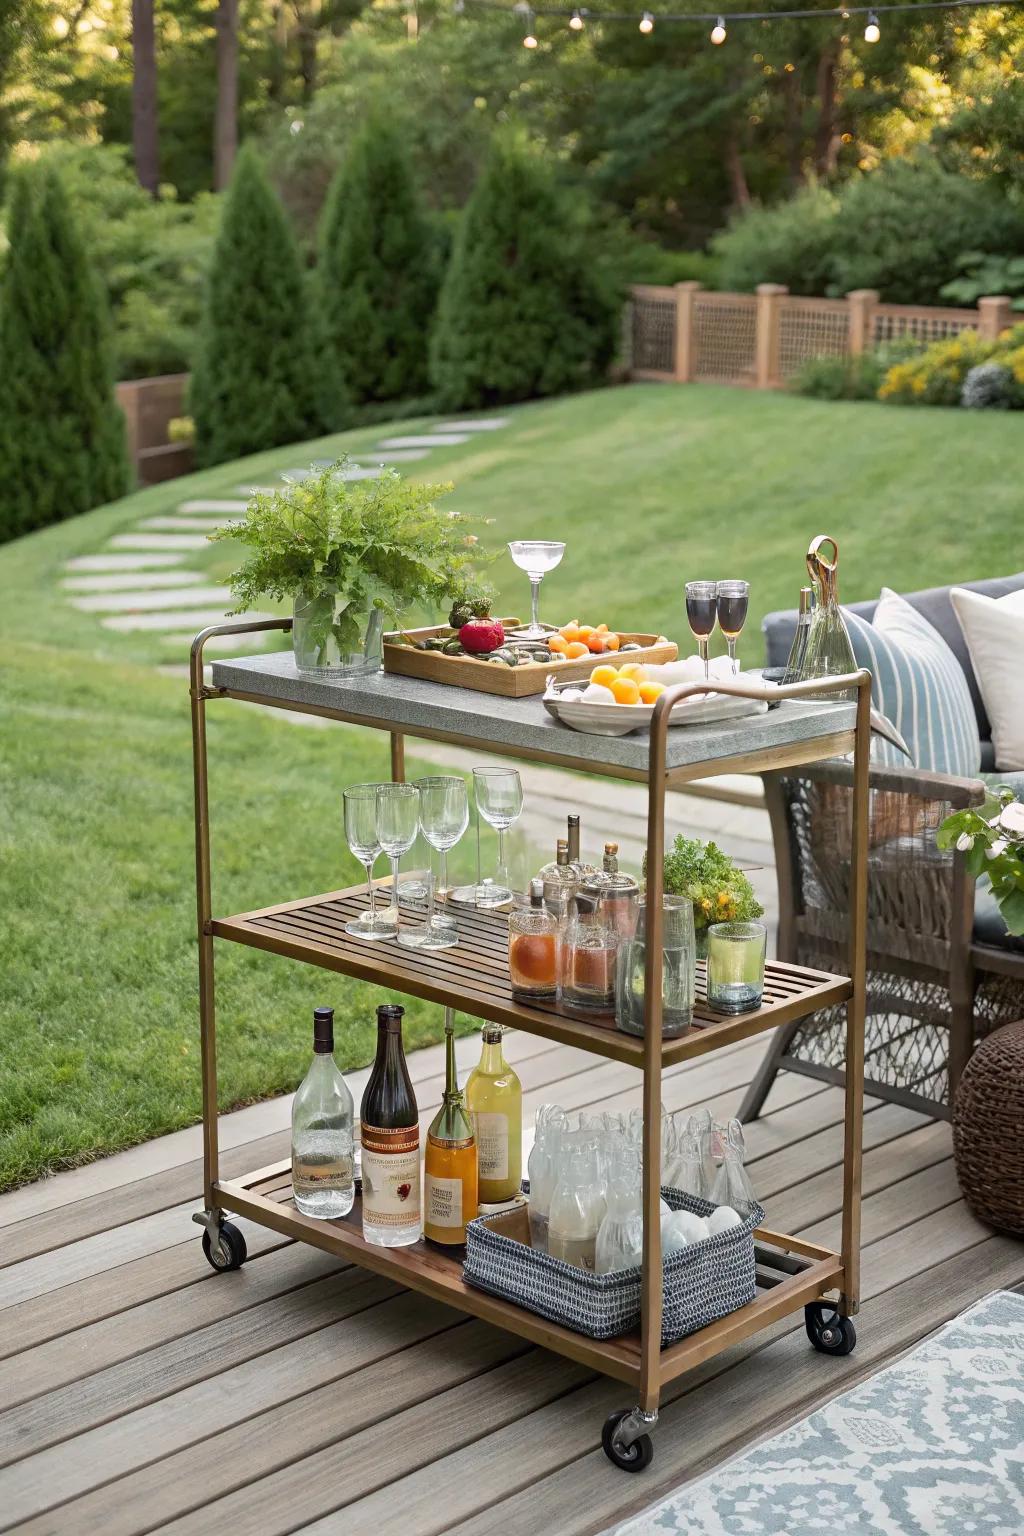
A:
[{"xmin": 763, "ymin": 572, "xmax": 1024, "ymax": 748}]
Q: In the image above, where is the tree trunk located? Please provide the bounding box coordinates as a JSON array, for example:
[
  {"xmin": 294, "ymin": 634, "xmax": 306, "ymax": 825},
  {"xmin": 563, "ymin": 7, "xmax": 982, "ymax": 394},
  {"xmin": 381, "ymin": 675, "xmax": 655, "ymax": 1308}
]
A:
[
  {"xmin": 291, "ymin": 1, "xmax": 318, "ymax": 102},
  {"xmin": 725, "ymin": 130, "xmax": 751, "ymax": 212},
  {"xmin": 131, "ymin": 0, "xmax": 159, "ymax": 196},
  {"xmin": 814, "ymin": 41, "xmax": 840, "ymax": 179},
  {"xmin": 214, "ymin": 0, "xmax": 239, "ymax": 191}
]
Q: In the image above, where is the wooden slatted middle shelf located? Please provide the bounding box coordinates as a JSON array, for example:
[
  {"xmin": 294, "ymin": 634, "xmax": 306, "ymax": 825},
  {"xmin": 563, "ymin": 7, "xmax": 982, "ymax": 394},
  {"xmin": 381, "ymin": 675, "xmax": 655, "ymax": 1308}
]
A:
[
  {"xmin": 215, "ymin": 1160, "xmax": 845, "ymax": 1391},
  {"xmin": 212, "ymin": 886, "xmax": 851, "ymax": 1067}
]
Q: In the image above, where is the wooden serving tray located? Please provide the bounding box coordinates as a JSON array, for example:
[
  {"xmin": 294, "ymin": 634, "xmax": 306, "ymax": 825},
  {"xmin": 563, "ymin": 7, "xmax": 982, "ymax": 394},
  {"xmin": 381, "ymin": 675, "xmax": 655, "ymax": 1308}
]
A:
[{"xmin": 382, "ymin": 622, "xmax": 679, "ymax": 697}]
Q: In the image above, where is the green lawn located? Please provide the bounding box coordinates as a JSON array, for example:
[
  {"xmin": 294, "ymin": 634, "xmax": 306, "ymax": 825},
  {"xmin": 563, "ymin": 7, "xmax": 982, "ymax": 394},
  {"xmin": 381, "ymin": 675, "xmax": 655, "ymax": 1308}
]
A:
[{"xmin": 2, "ymin": 384, "xmax": 1020, "ymax": 1189}]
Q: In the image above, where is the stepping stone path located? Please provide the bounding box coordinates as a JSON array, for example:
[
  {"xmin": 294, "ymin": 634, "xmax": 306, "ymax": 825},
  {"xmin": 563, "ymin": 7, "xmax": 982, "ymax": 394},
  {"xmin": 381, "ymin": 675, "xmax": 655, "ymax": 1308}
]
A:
[{"xmin": 63, "ymin": 414, "xmax": 512, "ymax": 655}]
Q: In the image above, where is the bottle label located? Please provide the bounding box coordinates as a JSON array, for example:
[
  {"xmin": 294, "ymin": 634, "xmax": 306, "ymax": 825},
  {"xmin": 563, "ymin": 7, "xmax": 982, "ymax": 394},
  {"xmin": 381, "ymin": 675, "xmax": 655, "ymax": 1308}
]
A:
[
  {"xmin": 425, "ymin": 1174, "xmax": 463, "ymax": 1229},
  {"xmin": 474, "ymin": 1112, "xmax": 509, "ymax": 1181},
  {"xmin": 360, "ymin": 1123, "xmax": 420, "ymax": 1228},
  {"xmin": 547, "ymin": 1232, "xmax": 597, "ymax": 1271}
]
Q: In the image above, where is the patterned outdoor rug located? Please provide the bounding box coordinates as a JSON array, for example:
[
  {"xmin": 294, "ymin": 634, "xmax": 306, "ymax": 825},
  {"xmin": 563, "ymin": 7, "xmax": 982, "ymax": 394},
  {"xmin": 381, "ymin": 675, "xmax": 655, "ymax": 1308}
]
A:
[{"xmin": 610, "ymin": 1290, "xmax": 1024, "ymax": 1535}]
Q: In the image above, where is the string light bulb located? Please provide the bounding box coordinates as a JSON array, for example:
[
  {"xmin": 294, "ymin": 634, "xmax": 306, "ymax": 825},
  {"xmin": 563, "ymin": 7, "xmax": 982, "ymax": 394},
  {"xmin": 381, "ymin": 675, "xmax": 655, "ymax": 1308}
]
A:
[
  {"xmin": 569, "ymin": 7, "xmax": 584, "ymax": 27},
  {"xmin": 864, "ymin": 10, "xmax": 880, "ymax": 40},
  {"xmin": 710, "ymin": 14, "xmax": 727, "ymax": 42},
  {"xmin": 639, "ymin": 8, "xmax": 653, "ymax": 28}
]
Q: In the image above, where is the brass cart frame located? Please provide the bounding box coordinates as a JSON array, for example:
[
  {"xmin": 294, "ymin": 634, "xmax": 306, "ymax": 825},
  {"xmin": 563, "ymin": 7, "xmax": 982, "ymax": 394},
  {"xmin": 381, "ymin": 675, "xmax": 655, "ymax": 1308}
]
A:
[{"xmin": 189, "ymin": 617, "xmax": 871, "ymax": 1465}]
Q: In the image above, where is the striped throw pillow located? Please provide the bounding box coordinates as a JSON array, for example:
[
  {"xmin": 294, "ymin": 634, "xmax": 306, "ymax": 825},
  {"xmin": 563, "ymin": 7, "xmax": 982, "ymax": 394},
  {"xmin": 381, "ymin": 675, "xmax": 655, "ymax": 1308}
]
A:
[{"xmin": 842, "ymin": 588, "xmax": 981, "ymax": 777}]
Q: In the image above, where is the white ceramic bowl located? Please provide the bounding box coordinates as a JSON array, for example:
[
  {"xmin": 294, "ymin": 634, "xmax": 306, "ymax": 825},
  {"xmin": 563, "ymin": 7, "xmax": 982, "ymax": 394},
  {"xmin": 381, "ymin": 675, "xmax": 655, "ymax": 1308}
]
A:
[{"xmin": 542, "ymin": 665, "xmax": 770, "ymax": 737}]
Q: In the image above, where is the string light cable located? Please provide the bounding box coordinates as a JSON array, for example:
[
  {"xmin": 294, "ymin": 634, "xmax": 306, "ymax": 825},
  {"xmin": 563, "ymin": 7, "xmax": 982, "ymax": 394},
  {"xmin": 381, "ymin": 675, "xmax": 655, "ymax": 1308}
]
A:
[{"xmin": 477, "ymin": 0, "xmax": 1021, "ymax": 40}]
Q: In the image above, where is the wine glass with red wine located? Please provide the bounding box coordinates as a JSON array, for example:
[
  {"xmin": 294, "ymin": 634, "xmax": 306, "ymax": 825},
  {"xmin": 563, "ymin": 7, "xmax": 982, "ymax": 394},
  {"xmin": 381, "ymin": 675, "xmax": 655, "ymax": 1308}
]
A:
[
  {"xmin": 716, "ymin": 580, "xmax": 749, "ymax": 675},
  {"xmin": 685, "ymin": 581, "xmax": 718, "ymax": 681}
]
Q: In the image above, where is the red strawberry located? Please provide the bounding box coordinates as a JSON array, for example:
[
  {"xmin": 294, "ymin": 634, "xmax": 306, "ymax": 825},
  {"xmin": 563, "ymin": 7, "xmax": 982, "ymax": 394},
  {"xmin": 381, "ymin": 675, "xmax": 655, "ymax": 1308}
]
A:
[{"xmin": 459, "ymin": 618, "xmax": 505, "ymax": 654}]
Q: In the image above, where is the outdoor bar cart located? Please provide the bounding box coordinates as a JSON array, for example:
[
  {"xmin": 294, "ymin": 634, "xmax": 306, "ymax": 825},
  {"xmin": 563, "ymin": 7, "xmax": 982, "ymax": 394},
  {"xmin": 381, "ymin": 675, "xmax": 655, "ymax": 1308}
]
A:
[{"xmin": 189, "ymin": 617, "xmax": 871, "ymax": 1472}]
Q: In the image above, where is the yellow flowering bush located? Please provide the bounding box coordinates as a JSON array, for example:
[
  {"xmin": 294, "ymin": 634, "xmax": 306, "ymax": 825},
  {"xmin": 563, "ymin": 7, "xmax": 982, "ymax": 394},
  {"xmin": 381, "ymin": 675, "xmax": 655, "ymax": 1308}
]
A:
[{"xmin": 878, "ymin": 322, "xmax": 1024, "ymax": 408}]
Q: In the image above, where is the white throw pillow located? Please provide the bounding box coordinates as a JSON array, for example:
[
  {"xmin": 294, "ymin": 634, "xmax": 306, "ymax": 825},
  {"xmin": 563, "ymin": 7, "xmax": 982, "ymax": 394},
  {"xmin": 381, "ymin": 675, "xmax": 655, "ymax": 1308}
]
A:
[{"xmin": 950, "ymin": 587, "xmax": 1024, "ymax": 771}]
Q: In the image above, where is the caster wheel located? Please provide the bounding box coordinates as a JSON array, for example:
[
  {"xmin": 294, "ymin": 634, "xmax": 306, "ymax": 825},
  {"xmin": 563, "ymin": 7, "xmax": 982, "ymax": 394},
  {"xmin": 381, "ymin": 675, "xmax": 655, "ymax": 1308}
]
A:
[
  {"xmin": 602, "ymin": 1409, "xmax": 655, "ymax": 1473},
  {"xmin": 805, "ymin": 1302, "xmax": 856, "ymax": 1356},
  {"xmin": 201, "ymin": 1221, "xmax": 247, "ymax": 1272}
]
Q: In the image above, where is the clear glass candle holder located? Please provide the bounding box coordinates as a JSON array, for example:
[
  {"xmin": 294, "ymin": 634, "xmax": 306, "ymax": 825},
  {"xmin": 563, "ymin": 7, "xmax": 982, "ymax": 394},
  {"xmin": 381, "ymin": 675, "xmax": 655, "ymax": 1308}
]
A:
[
  {"xmin": 615, "ymin": 894, "xmax": 695, "ymax": 1038},
  {"xmin": 706, "ymin": 921, "xmax": 767, "ymax": 1015}
]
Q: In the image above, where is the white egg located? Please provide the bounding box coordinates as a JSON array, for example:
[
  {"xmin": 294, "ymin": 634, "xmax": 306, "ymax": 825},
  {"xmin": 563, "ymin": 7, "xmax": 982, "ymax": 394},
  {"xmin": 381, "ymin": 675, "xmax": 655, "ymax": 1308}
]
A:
[
  {"xmin": 708, "ymin": 1205, "xmax": 742, "ymax": 1235},
  {"xmin": 668, "ymin": 1210, "xmax": 710, "ymax": 1247},
  {"xmin": 659, "ymin": 1197, "xmax": 672, "ymax": 1217},
  {"xmin": 559, "ymin": 688, "xmax": 585, "ymax": 702},
  {"xmin": 581, "ymin": 682, "xmax": 615, "ymax": 703}
]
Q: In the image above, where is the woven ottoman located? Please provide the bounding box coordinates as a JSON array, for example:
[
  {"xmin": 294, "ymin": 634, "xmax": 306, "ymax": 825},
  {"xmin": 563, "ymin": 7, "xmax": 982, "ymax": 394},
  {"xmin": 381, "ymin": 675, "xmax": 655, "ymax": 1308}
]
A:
[{"xmin": 953, "ymin": 1018, "xmax": 1024, "ymax": 1238}]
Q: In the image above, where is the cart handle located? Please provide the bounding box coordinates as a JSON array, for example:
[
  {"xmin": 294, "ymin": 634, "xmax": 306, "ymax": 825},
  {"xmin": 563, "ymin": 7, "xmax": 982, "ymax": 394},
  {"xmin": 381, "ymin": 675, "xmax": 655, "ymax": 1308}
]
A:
[{"xmin": 189, "ymin": 617, "xmax": 293, "ymax": 697}]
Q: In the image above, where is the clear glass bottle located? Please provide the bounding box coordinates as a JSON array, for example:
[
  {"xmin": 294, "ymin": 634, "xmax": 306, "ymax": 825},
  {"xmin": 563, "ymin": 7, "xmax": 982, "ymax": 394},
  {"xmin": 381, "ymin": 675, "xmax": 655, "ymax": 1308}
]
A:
[
  {"xmin": 360, "ymin": 1003, "xmax": 421, "ymax": 1247},
  {"xmin": 526, "ymin": 1105, "xmax": 565, "ymax": 1251},
  {"xmin": 595, "ymin": 1147, "xmax": 643, "ymax": 1275},
  {"xmin": 291, "ymin": 1006, "xmax": 355, "ymax": 1219},
  {"xmin": 783, "ymin": 586, "xmax": 814, "ymax": 683},
  {"xmin": 465, "ymin": 1023, "xmax": 523, "ymax": 1204},
  {"xmin": 708, "ymin": 1118, "xmax": 757, "ymax": 1218},
  {"xmin": 540, "ymin": 839, "xmax": 579, "ymax": 921},
  {"xmin": 548, "ymin": 1143, "xmax": 606, "ymax": 1272},
  {"xmin": 508, "ymin": 879, "xmax": 559, "ymax": 999},
  {"xmin": 566, "ymin": 813, "xmax": 598, "ymax": 883},
  {"xmin": 424, "ymin": 1010, "xmax": 478, "ymax": 1246}
]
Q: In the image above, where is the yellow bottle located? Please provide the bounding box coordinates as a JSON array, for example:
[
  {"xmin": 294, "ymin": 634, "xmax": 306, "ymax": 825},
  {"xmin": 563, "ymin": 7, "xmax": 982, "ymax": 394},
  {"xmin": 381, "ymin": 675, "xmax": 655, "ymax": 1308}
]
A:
[
  {"xmin": 423, "ymin": 1012, "xmax": 478, "ymax": 1245},
  {"xmin": 465, "ymin": 1023, "xmax": 522, "ymax": 1204}
]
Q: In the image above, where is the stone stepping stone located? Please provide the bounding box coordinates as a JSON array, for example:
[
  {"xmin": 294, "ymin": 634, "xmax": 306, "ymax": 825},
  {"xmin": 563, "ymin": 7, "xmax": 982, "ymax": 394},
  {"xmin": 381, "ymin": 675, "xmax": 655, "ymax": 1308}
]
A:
[
  {"xmin": 65, "ymin": 553, "xmax": 189, "ymax": 572},
  {"xmin": 110, "ymin": 533, "xmax": 210, "ymax": 551},
  {"xmin": 62, "ymin": 572, "xmax": 201, "ymax": 593},
  {"xmin": 377, "ymin": 434, "xmax": 470, "ymax": 449},
  {"xmin": 70, "ymin": 584, "xmax": 229, "ymax": 614},
  {"xmin": 433, "ymin": 418, "xmax": 510, "ymax": 432},
  {"xmin": 102, "ymin": 606, "xmax": 268, "ymax": 633},
  {"xmin": 284, "ymin": 464, "xmax": 383, "ymax": 482},
  {"xmin": 234, "ymin": 486, "xmax": 279, "ymax": 496},
  {"xmin": 352, "ymin": 450, "xmax": 429, "ymax": 464},
  {"xmin": 177, "ymin": 499, "xmax": 249, "ymax": 514},
  {"xmin": 138, "ymin": 516, "xmax": 227, "ymax": 532}
]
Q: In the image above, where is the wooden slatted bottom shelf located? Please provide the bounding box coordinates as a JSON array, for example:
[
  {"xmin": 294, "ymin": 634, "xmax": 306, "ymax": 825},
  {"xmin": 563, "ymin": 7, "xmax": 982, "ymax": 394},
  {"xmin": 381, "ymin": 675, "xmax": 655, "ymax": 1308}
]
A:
[
  {"xmin": 216, "ymin": 1161, "xmax": 845, "ymax": 1392},
  {"xmin": 211, "ymin": 886, "xmax": 852, "ymax": 1067}
]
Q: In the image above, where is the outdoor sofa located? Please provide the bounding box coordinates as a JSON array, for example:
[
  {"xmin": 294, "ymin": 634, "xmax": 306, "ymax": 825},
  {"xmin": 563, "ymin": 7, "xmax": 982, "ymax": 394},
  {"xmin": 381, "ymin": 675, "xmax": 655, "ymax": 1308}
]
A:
[{"xmin": 740, "ymin": 573, "xmax": 1024, "ymax": 1124}]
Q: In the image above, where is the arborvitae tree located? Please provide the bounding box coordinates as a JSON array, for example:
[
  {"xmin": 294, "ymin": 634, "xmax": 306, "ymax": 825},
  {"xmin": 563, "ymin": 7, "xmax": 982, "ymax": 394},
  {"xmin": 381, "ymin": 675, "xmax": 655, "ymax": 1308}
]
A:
[
  {"xmin": 0, "ymin": 167, "xmax": 128, "ymax": 543},
  {"xmin": 317, "ymin": 119, "xmax": 439, "ymax": 406},
  {"xmin": 191, "ymin": 146, "xmax": 322, "ymax": 467},
  {"xmin": 430, "ymin": 134, "xmax": 619, "ymax": 411}
]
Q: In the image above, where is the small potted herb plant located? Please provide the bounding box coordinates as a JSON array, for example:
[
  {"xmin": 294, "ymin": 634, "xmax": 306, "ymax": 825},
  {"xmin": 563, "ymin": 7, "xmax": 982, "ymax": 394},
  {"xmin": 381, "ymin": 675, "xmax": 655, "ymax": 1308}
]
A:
[
  {"xmin": 211, "ymin": 459, "xmax": 492, "ymax": 677},
  {"xmin": 644, "ymin": 836, "xmax": 764, "ymax": 957}
]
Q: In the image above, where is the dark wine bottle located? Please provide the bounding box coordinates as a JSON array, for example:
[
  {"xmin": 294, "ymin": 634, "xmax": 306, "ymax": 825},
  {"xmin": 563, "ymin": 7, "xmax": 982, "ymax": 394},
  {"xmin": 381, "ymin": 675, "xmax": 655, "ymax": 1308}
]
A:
[{"xmin": 360, "ymin": 1003, "xmax": 421, "ymax": 1247}]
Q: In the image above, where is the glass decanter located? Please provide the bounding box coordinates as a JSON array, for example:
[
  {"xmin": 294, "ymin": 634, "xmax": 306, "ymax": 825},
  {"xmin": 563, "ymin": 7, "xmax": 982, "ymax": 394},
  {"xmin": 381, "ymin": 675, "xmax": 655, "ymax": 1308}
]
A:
[
  {"xmin": 561, "ymin": 896, "xmax": 619, "ymax": 1012},
  {"xmin": 508, "ymin": 880, "xmax": 558, "ymax": 999},
  {"xmin": 797, "ymin": 535, "xmax": 857, "ymax": 697},
  {"xmin": 579, "ymin": 844, "xmax": 640, "ymax": 941}
]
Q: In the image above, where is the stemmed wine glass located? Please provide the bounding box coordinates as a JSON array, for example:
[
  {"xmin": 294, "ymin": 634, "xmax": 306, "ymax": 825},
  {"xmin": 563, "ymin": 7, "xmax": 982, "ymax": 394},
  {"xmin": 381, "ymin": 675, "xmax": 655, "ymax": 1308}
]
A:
[
  {"xmin": 473, "ymin": 766, "xmax": 524, "ymax": 908},
  {"xmin": 343, "ymin": 783, "xmax": 398, "ymax": 940},
  {"xmin": 507, "ymin": 541, "xmax": 566, "ymax": 640},
  {"xmin": 716, "ymin": 580, "xmax": 749, "ymax": 675},
  {"xmin": 375, "ymin": 783, "xmax": 420, "ymax": 941},
  {"xmin": 397, "ymin": 777, "xmax": 469, "ymax": 951},
  {"xmin": 685, "ymin": 580, "xmax": 719, "ymax": 681}
]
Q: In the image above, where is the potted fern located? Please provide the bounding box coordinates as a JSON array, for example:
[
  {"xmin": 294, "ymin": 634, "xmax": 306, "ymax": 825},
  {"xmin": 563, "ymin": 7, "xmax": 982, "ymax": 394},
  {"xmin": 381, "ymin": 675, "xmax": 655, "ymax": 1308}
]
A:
[{"xmin": 211, "ymin": 459, "xmax": 492, "ymax": 677}]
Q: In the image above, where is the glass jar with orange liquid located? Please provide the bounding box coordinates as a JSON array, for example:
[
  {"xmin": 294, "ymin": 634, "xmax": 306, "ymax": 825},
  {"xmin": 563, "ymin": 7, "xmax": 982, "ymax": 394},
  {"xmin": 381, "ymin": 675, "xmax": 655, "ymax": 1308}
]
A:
[
  {"xmin": 561, "ymin": 893, "xmax": 619, "ymax": 1012},
  {"xmin": 508, "ymin": 880, "xmax": 559, "ymax": 1000}
]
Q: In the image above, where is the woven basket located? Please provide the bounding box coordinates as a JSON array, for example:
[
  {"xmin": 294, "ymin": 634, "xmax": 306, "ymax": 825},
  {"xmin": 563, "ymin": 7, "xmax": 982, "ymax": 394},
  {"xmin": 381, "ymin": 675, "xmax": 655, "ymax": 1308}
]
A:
[
  {"xmin": 953, "ymin": 1017, "xmax": 1024, "ymax": 1237},
  {"xmin": 463, "ymin": 1187, "xmax": 762, "ymax": 1345}
]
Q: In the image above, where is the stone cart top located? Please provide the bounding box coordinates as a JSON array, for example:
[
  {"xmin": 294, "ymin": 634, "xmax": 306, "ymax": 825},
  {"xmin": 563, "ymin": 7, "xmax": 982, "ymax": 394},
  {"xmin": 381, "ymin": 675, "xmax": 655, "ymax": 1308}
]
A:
[{"xmin": 209, "ymin": 651, "xmax": 856, "ymax": 778}]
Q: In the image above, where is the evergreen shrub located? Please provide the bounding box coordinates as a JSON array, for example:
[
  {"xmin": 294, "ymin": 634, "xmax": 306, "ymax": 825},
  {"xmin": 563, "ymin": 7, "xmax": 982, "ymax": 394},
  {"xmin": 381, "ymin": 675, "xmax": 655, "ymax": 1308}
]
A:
[{"xmin": 0, "ymin": 165, "xmax": 128, "ymax": 543}]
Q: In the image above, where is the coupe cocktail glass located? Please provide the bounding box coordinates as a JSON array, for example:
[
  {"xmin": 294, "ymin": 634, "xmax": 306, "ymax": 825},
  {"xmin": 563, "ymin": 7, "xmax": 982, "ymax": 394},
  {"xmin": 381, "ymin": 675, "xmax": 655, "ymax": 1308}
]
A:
[{"xmin": 507, "ymin": 541, "xmax": 565, "ymax": 640}]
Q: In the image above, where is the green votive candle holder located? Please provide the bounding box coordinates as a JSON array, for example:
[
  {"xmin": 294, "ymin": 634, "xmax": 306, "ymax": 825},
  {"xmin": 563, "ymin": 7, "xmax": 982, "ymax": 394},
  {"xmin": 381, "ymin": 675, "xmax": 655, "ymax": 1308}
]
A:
[{"xmin": 706, "ymin": 921, "xmax": 767, "ymax": 1014}]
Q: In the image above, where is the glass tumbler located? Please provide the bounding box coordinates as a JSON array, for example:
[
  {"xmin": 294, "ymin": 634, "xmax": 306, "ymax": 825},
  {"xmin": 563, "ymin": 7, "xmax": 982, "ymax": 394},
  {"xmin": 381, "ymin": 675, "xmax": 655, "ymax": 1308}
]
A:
[
  {"xmin": 615, "ymin": 894, "xmax": 695, "ymax": 1038},
  {"xmin": 706, "ymin": 921, "xmax": 767, "ymax": 1014},
  {"xmin": 561, "ymin": 901, "xmax": 619, "ymax": 1012}
]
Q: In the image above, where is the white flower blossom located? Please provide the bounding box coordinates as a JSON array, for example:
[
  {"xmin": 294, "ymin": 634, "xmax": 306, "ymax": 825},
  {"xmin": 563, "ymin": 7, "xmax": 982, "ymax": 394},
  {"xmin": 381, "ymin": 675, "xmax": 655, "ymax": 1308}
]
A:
[
  {"xmin": 956, "ymin": 832, "xmax": 975, "ymax": 852},
  {"xmin": 987, "ymin": 839, "xmax": 1008, "ymax": 859},
  {"xmin": 998, "ymin": 801, "xmax": 1024, "ymax": 838}
]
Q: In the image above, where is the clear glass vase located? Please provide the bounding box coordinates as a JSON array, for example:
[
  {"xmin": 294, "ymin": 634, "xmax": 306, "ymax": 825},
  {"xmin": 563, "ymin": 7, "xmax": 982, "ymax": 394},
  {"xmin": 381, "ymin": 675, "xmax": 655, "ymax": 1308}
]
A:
[
  {"xmin": 291, "ymin": 593, "xmax": 384, "ymax": 678},
  {"xmin": 796, "ymin": 536, "xmax": 857, "ymax": 699}
]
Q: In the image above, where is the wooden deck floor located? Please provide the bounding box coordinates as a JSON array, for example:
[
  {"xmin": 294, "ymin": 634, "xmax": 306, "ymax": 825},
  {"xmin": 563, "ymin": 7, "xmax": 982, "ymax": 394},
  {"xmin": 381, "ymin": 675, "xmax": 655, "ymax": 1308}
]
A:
[{"xmin": 2, "ymin": 1031, "xmax": 1021, "ymax": 1536}]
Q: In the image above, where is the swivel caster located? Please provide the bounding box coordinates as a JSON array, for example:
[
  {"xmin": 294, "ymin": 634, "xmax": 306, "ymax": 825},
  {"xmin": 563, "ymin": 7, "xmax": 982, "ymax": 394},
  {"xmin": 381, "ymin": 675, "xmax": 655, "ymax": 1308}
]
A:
[
  {"xmin": 201, "ymin": 1220, "xmax": 248, "ymax": 1272},
  {"xmin": 805, "ymin": 1301, "xmax": 856, "ymax": 1356},
  {"xmin": 602, "ymin": 1408, "xmax": 655, "ymax": 1472}
]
